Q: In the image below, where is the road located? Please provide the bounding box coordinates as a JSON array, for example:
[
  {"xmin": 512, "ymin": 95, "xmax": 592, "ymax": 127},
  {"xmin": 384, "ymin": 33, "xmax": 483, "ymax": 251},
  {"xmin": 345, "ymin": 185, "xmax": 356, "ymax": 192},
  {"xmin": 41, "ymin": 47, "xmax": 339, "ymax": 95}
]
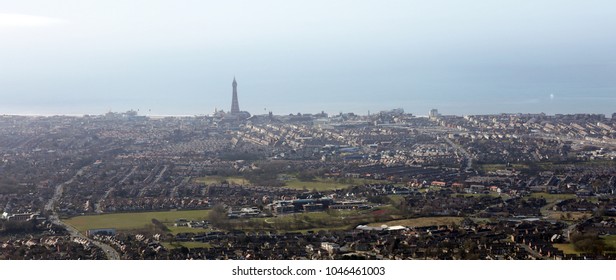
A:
[
  {"xmin": 45, "ymin": 165, "xmax": 121, "ymax": 260},
  {"xmin": 95, "ymin": 187, "xmax": 114, "ymax": 214},
  {"xmin": 516, "ymin": 242, "xmax": 545, "ymax": 260},
  {"xmin": 48, "ymin": 214, "xmax": 121, "ymax": 260},
  {"xmin": 443, "ymin": 136, "xmax": 474, "ymax": 172},
  {"xmin": 170, "ymin": 176, "xmax": 191, "ymax": 199},
  {"xmin": 95, "ymin": 165, "xmax": 138, "ymax": 213}
]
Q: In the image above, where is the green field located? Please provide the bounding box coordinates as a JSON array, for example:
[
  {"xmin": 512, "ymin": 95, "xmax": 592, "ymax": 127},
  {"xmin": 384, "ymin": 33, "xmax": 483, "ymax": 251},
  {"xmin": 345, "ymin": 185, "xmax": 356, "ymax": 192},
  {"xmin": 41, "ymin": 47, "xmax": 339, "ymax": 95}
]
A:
[
  {"xmin": 387, "ymin": 195, "xmax": 406, "ymax": 205},
  {"xmin": 530, "ymin": 192, "xmax": 576, "ymax": 202},
  {"xmin": 479, "ymin": 164, "xmax": 529, "ymax": 172},
  {"xmin": 457, "ymin": 193, "xmax": 502, "ymax": 198},
  {"xmin": 220, "ymin": 208, "xmax": 396, "ymax": 232},
  {"xmin": 194, "ymin": 176, "xmax": 249, "ymax": 185},
  {"xmin": 284, "ymin": 177, "xmax": 383, "ymax": 191},
  {"xmin": 552, "ymin": 235, "xmax": 616, "ymax": 256},
  {"xmin": 194, "ymin": 175, "xmax": 385, "ymax": 191},
  {"xmin": 63, "ymin": 209, "xmax": 211, "ymax": 234},
  {"xmin": 367, "ymin": 216, "xmax": 464, "ymax": 228},
  {"xmin": 161, "ymin": 242, "xmax": 212, "ymax": 249},
  {"xmin": 602, "ymin": 235, "xmax": 616, "ymax": 249},
  {"xmin": 255, "ymin": 211, "xmax": 360, "ymax": 227},
  {"xmin": 167, "ymin": 226, "xmax": 213, "ymax": 235},
  {"xmin": 553, "ymin": 243, "xmax": 579, "ymax": 255},
  {"xmin": 546, "ymin": 211, "xmax": 590, "ymax": 221}
]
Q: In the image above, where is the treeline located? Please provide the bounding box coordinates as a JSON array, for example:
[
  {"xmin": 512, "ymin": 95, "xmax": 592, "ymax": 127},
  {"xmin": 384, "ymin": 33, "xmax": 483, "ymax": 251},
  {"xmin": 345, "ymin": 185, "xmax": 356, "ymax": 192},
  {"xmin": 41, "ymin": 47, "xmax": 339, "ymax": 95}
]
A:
[
  {"xmin": 151, "ymin": 219, "xmax": 170, "ymax": 232},
  {"xmin": 0, "ymin": 220, "xmax": 37, "ymax": 235},
  {"xmin": 571, "ymin": 232, "xmax": 615, "ymax": 255}
]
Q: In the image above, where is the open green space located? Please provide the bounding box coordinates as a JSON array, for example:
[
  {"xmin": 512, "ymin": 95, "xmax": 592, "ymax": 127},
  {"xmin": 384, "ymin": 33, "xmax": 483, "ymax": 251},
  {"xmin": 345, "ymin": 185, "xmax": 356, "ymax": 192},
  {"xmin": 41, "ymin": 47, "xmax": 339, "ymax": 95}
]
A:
[
  {"xmin": 553, "ymin": 235, "xmax": 616, "ymax": 256},
  {"xmin": 63, "ymin": 209, "xmax": 211, "ymax": 234},
  {"xmin": 161, "ymin": 242, "xmax": 212, "ymax": 249},
  {"xmin": 553, "ymin": 243, "xmax": 580, "ymax": 255},
  {"xmin": 366, "ymin": 216, "xmax": 464, "ymax": 228},
  {"xmin": 284, "ymin": 177, "xmax": 383, "ymax": 191},
  {"xmin": 534, "ymin": 160, "xmax": 616, "ymax": 172},
  {"xmin": 478, "ymin": 164, "xmax": 529, "ymax": 172},
  {"xmin": 255, "ymin": 210, "xmax": 363, "ymax": 228},
  {"xmin": 167, "ymin": 226, "xmax": 213, "ymax": 235},
  {"xmin": 546, "ymin": 211, "xmax": 590, "ymax": 221},
  {"xmin": 530, "ymin": 192, "xmax": 576, "ymax": 201},
  {"xmin": 456, "ymin": 193, "xmax": 502, "ymax": 198},
  {"xmin": 480, "ymin": 161, "xmax": 616, "ymax": 174},
  {"xmin": 194, "ymin": 174, "xmax": 385, "ymax": 191},
  {"xmin": 387, "ymin": 195, "xmax": 406, "ymax": 205},
  {"xmin": 220, "ymin": 208, "xmax": 398, "ymax": 232},
  {"xmin": 194, "ymin": 176, "xmax": 249, "ymax": 185},
  {"xmin": 602, "ymin": 235, "xmax": 616, "ymax": 249},
  {"xmin": 293, "ymin": 225, "xmax": 355, "ymax": 234}
]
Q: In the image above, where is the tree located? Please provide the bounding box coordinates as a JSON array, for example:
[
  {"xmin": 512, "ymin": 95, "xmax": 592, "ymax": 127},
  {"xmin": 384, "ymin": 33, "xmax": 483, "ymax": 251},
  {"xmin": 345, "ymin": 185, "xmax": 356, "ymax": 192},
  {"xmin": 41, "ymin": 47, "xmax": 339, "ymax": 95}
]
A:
[
  {"xmin": 208, "ymin": 204, "xmax": 228, "ymax": 227},
  {"xmin": 570, "ymin": 232, "xmax": 612, "ymax": 255}
]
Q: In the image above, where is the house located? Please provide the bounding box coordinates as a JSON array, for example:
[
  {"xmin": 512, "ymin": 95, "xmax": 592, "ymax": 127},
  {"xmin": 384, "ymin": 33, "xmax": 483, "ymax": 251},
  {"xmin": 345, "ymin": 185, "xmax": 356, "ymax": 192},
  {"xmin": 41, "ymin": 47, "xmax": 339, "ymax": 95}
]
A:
[
  {"xmin": 321, "ymin": 242, "xmax": 340, "ymax": 254},
  {"xmin": 431, "ymin": 181, "xmax": 447, "ymax": 187}
]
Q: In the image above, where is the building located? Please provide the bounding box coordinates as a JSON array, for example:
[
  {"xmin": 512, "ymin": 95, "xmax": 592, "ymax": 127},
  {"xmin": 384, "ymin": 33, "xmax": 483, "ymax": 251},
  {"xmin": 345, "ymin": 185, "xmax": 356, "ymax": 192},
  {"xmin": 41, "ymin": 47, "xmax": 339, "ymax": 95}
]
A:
[
  {"xmin": 1, "ymin": 212, "xmax": 38, "ymax": 221},
  {"xmin": 429, "ymin": 109, "xmax": 440, "ymax": 119},
  {"xmin": 226, "ymin": 77, "xmax": 251, "ymax": 120},
  {"xmin": 86, "ymin": 228, "xmax": 116, "ymax": 237},
  {"xmin": 231, "ymin": 77, "xmax": 240, "ymax": 114}
]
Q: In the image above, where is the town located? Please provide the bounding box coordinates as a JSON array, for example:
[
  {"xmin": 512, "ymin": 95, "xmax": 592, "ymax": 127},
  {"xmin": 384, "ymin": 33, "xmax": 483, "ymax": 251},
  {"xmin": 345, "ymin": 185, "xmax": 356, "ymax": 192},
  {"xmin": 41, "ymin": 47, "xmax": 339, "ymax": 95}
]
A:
[{"xmin": 2, "ymin": 108, "xmax": 616, "ymax": 260}]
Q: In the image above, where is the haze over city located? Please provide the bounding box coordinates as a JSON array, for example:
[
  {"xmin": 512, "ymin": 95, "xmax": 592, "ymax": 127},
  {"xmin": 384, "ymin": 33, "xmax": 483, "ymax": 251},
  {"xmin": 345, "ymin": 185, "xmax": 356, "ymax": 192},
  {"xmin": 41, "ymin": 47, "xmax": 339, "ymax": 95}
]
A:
[
  {"xmin": 1, "ymin": 1, "xmax": 615, "ymax": 116},
  {"xmin": 6, "ymin": 2, "xmax": 616, "ymax": 270}
]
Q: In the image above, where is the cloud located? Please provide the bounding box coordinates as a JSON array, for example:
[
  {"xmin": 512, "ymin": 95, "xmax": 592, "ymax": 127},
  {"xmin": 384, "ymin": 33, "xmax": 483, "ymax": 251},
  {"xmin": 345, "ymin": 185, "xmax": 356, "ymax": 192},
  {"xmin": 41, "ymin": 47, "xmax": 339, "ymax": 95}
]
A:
[{"xmin": 0, "ymin": 13, "xmax": 68, "ymax": 28}]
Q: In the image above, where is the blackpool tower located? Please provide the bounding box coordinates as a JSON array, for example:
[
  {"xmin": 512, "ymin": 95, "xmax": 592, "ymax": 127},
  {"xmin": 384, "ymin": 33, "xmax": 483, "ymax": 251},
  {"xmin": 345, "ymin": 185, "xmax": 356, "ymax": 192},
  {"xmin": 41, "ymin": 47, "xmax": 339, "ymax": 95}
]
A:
[{"xmin": 230, "ymin": 77, "xmax": 240, "ymax": 114}]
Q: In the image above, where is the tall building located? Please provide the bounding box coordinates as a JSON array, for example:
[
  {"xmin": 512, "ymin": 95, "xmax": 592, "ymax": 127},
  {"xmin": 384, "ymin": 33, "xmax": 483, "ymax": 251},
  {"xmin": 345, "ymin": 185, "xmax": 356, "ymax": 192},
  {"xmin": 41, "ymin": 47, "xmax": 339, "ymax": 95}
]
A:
[
  {"xmin": 429, "ymin": 109, "xmax": 439, "ymax": 119},
  {"xmin": 231, "ymin": 77, "xmax": 240, "ymax": 114}
]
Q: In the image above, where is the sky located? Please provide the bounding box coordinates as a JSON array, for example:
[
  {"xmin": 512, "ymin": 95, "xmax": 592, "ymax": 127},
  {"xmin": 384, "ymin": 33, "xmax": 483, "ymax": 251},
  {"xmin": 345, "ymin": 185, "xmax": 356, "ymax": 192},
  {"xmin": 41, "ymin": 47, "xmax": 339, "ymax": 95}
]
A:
[{"xmin": 1, "ymin": 0, "xmax": 615, "ymax": 116}]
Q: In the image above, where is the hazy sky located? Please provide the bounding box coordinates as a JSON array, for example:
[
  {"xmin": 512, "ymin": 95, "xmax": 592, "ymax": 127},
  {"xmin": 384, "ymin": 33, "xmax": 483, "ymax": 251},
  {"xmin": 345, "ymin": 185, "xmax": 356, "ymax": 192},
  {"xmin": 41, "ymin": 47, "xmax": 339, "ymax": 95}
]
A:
[{"xmin": 1, "ymin": 1, "xmax": 615, "ymax": 116}]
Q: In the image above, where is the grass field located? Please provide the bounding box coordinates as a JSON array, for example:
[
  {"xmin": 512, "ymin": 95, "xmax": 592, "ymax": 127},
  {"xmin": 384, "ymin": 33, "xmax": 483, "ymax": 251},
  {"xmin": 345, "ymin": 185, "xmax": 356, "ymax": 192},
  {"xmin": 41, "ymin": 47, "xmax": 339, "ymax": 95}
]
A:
[
  {"xmin": 194, "ymin": 175, "xmax": 384, "ymax": 191},
  {"xmin": 457, "ymin": 193, "xmax": 502, "ymax": 198},
  {"xmin": 602, "ymin": 235, "xmax": 616, "ymax": 249},
  {"xmin": 194, "ymin": 176, "xmax": 249, "ymax": 185},
  {"xmin": 553, "ymin": 243, "xmax": 579, "ymax": 255},
  {"xmin": 284, "ymin": 177, "xmax": 383, "ymax": 191},
  {"xmin": 481, "ymin": 161, "xmax": 616, "ymax": 173},
  {"xmin": 293, "ymin": 225, "xmax": 354, "ymax": 233},
  {"xmin": 552, "ymin": 235, "xmax": 616, "ymax": 256},
  {"xmin": 387, "ymin": 195, "xmax": 406, "ymax": 205},
  {"xmin": 546, "ymin": 211, "xmax": 590, "ymax": 221},
  {"xmin": 161, "ymin": 242, "xmax": 212, "ymax": 249},
  {"xmin": 479, "ymin": 164, "xmax": 529, "ymax": 172},
  {"xmin": 167, "ymin": 226, "xmax": 213, "ymax": 235},
  {"xmin": 255, "ymin": 210, "xmax": 362, "ymax": 226},
  {"xmin": 63, "ymin": 209, "xmax": 211, "ymax": 234},
  {"xmin": 366, "ymin": 216, "xmax": 464, "ymax": 228},
  {"xmin": 530, "ymin": 192, "xmax": 576, "ymax": 202},
  {"xmin": 222, "ymin": 208, "xmax": 398, "ymax": 232}
]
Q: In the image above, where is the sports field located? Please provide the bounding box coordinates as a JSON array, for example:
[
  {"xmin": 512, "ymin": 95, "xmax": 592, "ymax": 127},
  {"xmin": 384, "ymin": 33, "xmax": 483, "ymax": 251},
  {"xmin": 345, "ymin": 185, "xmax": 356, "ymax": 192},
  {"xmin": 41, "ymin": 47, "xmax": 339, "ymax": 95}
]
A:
[{"xmin": 63, "ymin": 209, "xmax": 211, "ymax": 234}]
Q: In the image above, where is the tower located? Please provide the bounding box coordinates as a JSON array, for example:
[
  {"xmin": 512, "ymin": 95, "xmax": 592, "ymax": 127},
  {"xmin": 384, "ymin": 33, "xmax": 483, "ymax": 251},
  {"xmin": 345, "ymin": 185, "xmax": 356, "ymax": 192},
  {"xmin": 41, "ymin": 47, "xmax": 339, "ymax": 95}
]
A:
[{"xmin": 231, "ymin": 77, "xmax": 240, "ymax": 114}]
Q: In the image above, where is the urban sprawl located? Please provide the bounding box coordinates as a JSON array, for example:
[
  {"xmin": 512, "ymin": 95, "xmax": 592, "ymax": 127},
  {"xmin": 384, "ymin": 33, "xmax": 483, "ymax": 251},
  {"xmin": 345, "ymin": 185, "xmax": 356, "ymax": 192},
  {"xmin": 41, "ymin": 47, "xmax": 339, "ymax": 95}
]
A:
[{"xmin": 3, "ymin": 107, "xmax": 616, "ymax": 260}]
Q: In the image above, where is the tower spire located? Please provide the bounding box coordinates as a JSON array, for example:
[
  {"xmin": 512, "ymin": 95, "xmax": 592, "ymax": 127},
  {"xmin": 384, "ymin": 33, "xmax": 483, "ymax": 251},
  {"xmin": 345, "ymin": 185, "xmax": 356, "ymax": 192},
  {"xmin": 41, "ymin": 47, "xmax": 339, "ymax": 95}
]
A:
[{"xmin": 231, "ymin": 77, "xmax": 240, "ymax": 114}]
